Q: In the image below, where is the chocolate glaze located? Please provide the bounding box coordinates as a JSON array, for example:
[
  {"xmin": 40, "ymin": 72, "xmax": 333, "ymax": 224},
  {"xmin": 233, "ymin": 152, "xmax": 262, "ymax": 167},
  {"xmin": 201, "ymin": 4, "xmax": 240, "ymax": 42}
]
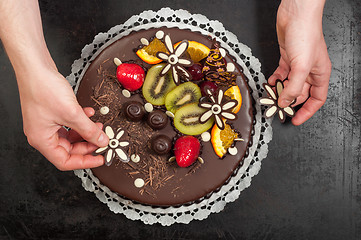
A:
[{"xmin": 76, "ymin": 27, "xmax": 254, "ymax": 206}]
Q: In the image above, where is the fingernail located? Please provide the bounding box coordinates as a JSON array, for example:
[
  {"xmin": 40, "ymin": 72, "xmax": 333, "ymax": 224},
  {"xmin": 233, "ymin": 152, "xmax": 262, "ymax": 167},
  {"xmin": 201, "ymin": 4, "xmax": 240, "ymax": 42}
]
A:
[
  {"xmin": 279, "ymin": 99, "xmax": 291, "ymax": 108},
  {"xmin": 98, "ymin": 133, "xmax": 107, "ymax": 146}
]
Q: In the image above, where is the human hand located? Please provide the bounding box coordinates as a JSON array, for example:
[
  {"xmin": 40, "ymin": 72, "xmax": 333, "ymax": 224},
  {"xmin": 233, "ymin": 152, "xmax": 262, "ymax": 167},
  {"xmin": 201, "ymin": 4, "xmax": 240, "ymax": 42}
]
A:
[
  {"xmin": 269, "ymin": 0, "xmax": 331, "ymax": 125},
  {"xmin": 17, "ymin": 66, "xmax": 109, "ymax": 171}
]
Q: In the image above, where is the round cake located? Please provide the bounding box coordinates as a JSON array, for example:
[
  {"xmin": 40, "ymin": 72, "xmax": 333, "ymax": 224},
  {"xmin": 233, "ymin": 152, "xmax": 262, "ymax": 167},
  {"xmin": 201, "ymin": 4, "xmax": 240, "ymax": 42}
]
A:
[{"xmin": 75, "ymin": 27, "xmax": 254, "ymax": 206}]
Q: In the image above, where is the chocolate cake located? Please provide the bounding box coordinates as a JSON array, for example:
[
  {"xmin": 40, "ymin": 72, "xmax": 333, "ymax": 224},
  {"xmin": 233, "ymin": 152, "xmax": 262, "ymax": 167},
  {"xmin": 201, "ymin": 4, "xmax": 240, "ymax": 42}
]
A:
[{"xmin": 75, "ymin": 27, "xmax": 254, "ymax": 206}]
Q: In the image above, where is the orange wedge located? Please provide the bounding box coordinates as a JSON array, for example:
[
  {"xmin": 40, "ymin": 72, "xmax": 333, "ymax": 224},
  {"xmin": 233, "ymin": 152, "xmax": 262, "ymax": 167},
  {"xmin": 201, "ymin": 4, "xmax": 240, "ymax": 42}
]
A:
[
  {"xmin": 174, "ymin": 41, "xmax": 210, "ymax": 63},
  {"xmin": 224, "ymin": 85, "xmax": 242, "ymax": 113},
  {"xmin": 136, "ymin": 38, "xmax": 168, "ymax": 64},
  {"xmin": 211, "ymin": 120, "xmax": 239, "ymax": 158}
]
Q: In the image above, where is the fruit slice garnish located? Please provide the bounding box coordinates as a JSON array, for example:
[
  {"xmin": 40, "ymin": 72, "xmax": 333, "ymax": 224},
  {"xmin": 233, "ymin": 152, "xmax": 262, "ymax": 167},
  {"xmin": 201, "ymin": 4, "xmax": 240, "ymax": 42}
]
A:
[
  {"xmin": 211, "ymin": 119, "xmax": 239, "ymax": 158},
  {"xmin": 165, "ymin": 82, "xmax": 202, "ymax": 114},
  {"xmin": 224, "ymin": 85, "xmax": 242, "ymax": 113},
  {"xmin": 174, "ymin": 41, "xmax": 210, "ymax": 63},
  {"xmin": 174, "ymin": 103, "xmax": 214, "ymax": 135},
  {"xmin": 136, "ymin": 38, "xmax": 168, "ymax": 64},
  {"xmin": 142, "ymin": 63, "xmax": 176, "ymax": 105}
]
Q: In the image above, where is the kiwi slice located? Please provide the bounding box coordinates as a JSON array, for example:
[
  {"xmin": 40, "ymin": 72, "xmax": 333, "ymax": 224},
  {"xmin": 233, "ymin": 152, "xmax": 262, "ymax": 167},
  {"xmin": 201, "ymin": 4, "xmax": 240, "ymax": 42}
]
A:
[
  {"xmin": 142, "ymin": 63, "xmax": 176, "ymax": 105},
  {"xmin": 165, "ymin": 82, "xmax": 202, "ymax": 114},
  {"xmin": 174, "ymin": 103, "xmax": 214, "ymax": 135}
]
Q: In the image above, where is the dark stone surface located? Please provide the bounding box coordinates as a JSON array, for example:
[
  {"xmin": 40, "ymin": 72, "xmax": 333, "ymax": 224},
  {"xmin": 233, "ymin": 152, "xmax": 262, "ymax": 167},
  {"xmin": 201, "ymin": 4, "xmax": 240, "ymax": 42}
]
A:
[{"xmin": 0, "ymin": 0, "xmax": 360, "ymax": 239}]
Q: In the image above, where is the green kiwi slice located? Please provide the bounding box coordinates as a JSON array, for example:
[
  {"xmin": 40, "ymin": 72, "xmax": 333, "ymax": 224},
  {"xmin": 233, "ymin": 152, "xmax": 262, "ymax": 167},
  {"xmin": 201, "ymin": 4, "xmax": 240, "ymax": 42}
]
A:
[
  {"xmin": 165, "ymin": 82, "xmax": 202, "ymax": 114},
  {"xmin": 174, "ymin": 103, "xmax": 214, "ymax": 135},
  {"xmin": 142, "ymin": 63, "xmax": 176, "ymax": 105}
]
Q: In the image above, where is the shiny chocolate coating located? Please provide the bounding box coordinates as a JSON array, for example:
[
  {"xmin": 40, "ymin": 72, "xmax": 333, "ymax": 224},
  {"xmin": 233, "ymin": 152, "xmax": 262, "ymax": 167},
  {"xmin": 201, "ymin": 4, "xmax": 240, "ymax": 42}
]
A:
[
  {"xmin": 151, "ymin": 135, "xmax": 172, "ymax": 155},
  {"xmin": 123, "ymin": 101, "xmax": 145, "ymax": 121},
  {"xmin": 147, "ymin": 110, "xmax": 168, "ymax": 130}
]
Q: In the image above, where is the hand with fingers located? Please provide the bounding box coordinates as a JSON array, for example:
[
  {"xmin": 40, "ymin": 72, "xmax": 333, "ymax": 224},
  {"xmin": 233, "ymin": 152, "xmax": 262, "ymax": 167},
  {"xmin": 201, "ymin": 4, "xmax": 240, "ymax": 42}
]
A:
[
  {"xmin": 0, "ymin": 0, "xmax": 108, "ymax": 170},
  {"xmin": 18, "ymin": 68, "xmax": 109, "ymax": 171},
  {"xmin": 269, "ymin": 0, "xmax": 332, "ymax": 125}
]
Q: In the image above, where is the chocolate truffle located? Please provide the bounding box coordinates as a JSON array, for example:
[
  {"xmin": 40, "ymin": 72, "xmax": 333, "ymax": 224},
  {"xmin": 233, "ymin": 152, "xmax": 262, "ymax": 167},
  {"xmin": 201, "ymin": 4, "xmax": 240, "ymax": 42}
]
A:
[
  {"xmin": 151, "ymin": 135, "xmax": 172, "ymax": 155},
  {"xmin": 123, "ymin": 101, "xmax": 145, "ymax": 122},
  {"xmin": 147, "ymin": 110, "xmax": 168, "ymax": 130}
]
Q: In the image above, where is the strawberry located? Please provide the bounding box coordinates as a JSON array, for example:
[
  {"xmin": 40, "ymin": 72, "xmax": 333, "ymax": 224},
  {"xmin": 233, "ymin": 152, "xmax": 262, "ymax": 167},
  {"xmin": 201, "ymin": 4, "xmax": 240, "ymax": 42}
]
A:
[
  {"xmin": 174, "ymin": 136, "xmax": 200, "ymax": 168},
  {"xmin": 116, "ymin": 63, "xmax": 145, "ymax": 91}
]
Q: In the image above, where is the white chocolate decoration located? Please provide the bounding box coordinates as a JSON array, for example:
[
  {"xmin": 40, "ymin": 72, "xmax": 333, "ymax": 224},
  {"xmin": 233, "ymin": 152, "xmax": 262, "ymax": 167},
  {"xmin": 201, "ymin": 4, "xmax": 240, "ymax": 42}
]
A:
[
  {"xmin": 131, "ymin": 154, "xmax": 140, "ymax": 163},
  {"xmin": 166, "ymin": 111, "xmax": 175, "ymax": 118},
  {"xmin": 235, "ymin": 138, "xmax": 244, "ymax": 142},
  {"xmin": 155, "ymin": 30, "xmax": 164, "ymax": 39},
  {"xmin": 219, "ymin": 48, "xmax": 226, "ymax": 57},
  {"xmin": 140, "ymin": 38, "xmax": 149, "ymax": 46},
  {"xmin": 113, "ymin": 57, "xmax": 122, "ymax": 66},
  {"xmin": 134, "ymin": 178, "xmax": 145, "ymax": 188},
  {"xmin": 228, "ymin": 147, "xmax": 238, "ymax": 156},
  {"xmin": 122, "ymin": 89, "xmax": 131, "ymax": 98},
  {"xmin": 100, "ymin": 106, "xmax": 109, "ymax": 115},
  {"xmin": 95, "ymin": 126, "xmax": 129, "ymax": 166},
  {"xmin": 226, "ymin": 63, "xmax": 235, "ymax": 72},
  {"xmin": 144, "ymin": 103, "xmax": 154, "ymax": 112},
  {"xmin": 201, "ymin": 132, "xmax": 211, "ymax": 142}
]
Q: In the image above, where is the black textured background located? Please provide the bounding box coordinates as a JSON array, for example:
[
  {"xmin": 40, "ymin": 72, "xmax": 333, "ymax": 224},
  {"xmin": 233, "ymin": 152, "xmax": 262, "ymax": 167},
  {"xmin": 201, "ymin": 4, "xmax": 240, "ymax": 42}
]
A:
[{"xmin": 0, "ymin": 0, "xmax": 360, "ymax": 239}]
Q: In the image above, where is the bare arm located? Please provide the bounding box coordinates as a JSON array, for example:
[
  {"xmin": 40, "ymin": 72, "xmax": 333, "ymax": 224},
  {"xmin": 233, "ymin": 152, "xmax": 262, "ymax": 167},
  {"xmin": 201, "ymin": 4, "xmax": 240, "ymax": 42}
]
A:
[
  {"xmin": 269, "ymin": 0, "xmax": 331, "ymax": 125},
  {"xmin": 0, "ymin": 0, "xmax": 108, "ymax": 170}
]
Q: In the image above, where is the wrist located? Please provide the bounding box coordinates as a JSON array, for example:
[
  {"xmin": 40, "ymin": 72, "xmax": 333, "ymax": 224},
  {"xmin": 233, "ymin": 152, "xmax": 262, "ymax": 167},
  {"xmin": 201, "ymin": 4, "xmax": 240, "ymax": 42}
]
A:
[{"xmin": 279, "ymin": 0, "xmax": 326, "ymax": 22}]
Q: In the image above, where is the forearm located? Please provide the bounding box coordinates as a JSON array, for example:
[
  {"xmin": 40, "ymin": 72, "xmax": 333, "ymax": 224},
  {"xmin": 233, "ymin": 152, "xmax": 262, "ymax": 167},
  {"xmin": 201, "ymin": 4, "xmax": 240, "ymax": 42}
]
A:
[{"xmin": 0, "ymin": 0, "xmax": 55, "ymax": 78}]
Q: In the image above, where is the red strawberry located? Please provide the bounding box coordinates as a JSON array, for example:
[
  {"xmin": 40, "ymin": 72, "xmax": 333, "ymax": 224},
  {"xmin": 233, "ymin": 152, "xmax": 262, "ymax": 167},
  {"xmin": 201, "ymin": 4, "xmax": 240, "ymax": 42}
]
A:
[
  {"xmin": 116, "ymin": 63, "xmax": 145, "ymax": 91},
  {"xmin": 174, "ymin": 136, "xmax": 200, "ymax": 168}
]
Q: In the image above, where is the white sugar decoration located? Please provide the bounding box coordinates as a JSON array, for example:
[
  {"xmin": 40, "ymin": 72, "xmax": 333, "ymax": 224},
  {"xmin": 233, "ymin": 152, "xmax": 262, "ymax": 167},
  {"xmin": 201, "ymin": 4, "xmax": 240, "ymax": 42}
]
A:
[
  {"xmin": 155, "ymin": 30, "xmax": 164, "ymax": 39},
  {"xmin": 166, "ymin": 111, "xmax": 174, "ymax": 118},
  {"xmin": 134, "ymin": 178, "xmax": 145, "ymax": 188},
  {"xmin": 114, "ymin": 57, "xmax": 122, "ymax": 66},
  {"xmin": 144, "ymin": 103, "xmax": 154, "ymax": 112},
  {"xmin": 140, "ymin": 38, "xmax": 149, "ymax": 46},
  {"xmin": 219, "ymin": 48, "xmax": 226, "ymax": 57},
  {"xmin": 227, "ymin": 63, "xmax": 235, "ymax": 72},
  {"xmin": 201, "ymin": 132, "xmax": 211, "ymax": 142},
  {"xmin": 131, "ymin": 154, "xmax": 140, "ymax": 163},
  {"xmin": 100, "ymin": 106, "xmax": 110, "ymax": 115},
  {"xmin": 122, "ymin": 89, "xmax": 131, "ymax": 98},
  {"xmin": 228, "ymin": 147, "xmax": 238, "ymax": 156}
]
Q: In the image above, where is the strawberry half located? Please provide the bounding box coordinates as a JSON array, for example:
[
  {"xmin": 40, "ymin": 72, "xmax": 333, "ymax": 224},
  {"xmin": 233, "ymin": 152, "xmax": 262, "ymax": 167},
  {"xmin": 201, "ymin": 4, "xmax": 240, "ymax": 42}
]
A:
[
  {"xmin": 174, "ymin": 136, "xmax": 200, "ymax": 168},
  {"xmin": 116, "ymin": 63, "xmax": 145, "ymax": 91}
]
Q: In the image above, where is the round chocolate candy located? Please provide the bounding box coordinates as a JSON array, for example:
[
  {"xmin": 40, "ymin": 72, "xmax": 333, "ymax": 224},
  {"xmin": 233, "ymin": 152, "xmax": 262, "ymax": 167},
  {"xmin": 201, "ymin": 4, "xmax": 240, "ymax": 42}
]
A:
[
  {"xmin": 123, "ymin": 101, "xmax": 145, "ymax": 122},
  {"xmin": 151, "ymin": 135, "xmax": 172, "ymax": 155},
  {"xmin": 147, "ymin": 110, "xmax": 168, "ymax": 130}
]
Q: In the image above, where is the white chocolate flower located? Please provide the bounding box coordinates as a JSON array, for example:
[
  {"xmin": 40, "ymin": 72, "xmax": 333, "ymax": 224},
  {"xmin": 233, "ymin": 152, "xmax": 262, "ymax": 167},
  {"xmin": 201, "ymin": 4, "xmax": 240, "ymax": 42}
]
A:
[
  {"xmin": 199, "ymin": 89, "xmax": 238, "ymax": 130},
  {"xmin": 259, "ymin": 80, "xmax": 295, "ymax": 123},
  {"xmin": 156, "ymin": 35, "xmax": 193, "ymax": 85},
  {"xmin": 95, "ymin": 126, "xmax": 129, "ymax": 166}
]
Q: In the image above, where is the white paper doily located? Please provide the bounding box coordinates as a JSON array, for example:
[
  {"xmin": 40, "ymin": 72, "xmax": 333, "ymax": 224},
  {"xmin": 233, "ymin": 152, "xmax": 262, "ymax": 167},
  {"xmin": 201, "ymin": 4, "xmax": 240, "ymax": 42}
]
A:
[{"xmin": 67, "ymin": 8, "xmax": 272, "ymax": 226}]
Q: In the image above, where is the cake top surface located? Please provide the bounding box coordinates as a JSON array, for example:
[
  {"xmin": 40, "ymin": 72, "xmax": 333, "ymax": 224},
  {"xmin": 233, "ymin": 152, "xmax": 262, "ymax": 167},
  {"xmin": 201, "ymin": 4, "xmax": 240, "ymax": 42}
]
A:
[{"xmin": 76, "ymin": 27, "xmax": 254, "ymax": 206}]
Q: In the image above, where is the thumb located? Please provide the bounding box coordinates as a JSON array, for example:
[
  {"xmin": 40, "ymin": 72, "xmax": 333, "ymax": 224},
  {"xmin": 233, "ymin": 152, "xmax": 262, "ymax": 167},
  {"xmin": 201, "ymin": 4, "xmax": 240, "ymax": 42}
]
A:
[
  {"xmin": 65, "ymin": 106, "xmax": 109, "ymax": 147},
  {"xmin": 278, "ymin": 63, "xmax": 310, "ymax": 108}
]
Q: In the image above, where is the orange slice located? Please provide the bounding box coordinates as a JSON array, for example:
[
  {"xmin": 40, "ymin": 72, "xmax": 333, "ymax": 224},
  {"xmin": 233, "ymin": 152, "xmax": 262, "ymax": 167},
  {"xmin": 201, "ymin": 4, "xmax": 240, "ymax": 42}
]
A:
[
  {"xmin": 174, "ymin": 41, "xmax": 210, "ymax": 63},
  {"xmin": 136, "ymin": 38, "xmax": 168, "ymax": 64},
  {"xmin": 211, "ymin": 120, "xmax": 239, "ymax": 158},
  {"xmin": 224, "ymin": 85, "xmax": 242, "ymax": 113}
]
